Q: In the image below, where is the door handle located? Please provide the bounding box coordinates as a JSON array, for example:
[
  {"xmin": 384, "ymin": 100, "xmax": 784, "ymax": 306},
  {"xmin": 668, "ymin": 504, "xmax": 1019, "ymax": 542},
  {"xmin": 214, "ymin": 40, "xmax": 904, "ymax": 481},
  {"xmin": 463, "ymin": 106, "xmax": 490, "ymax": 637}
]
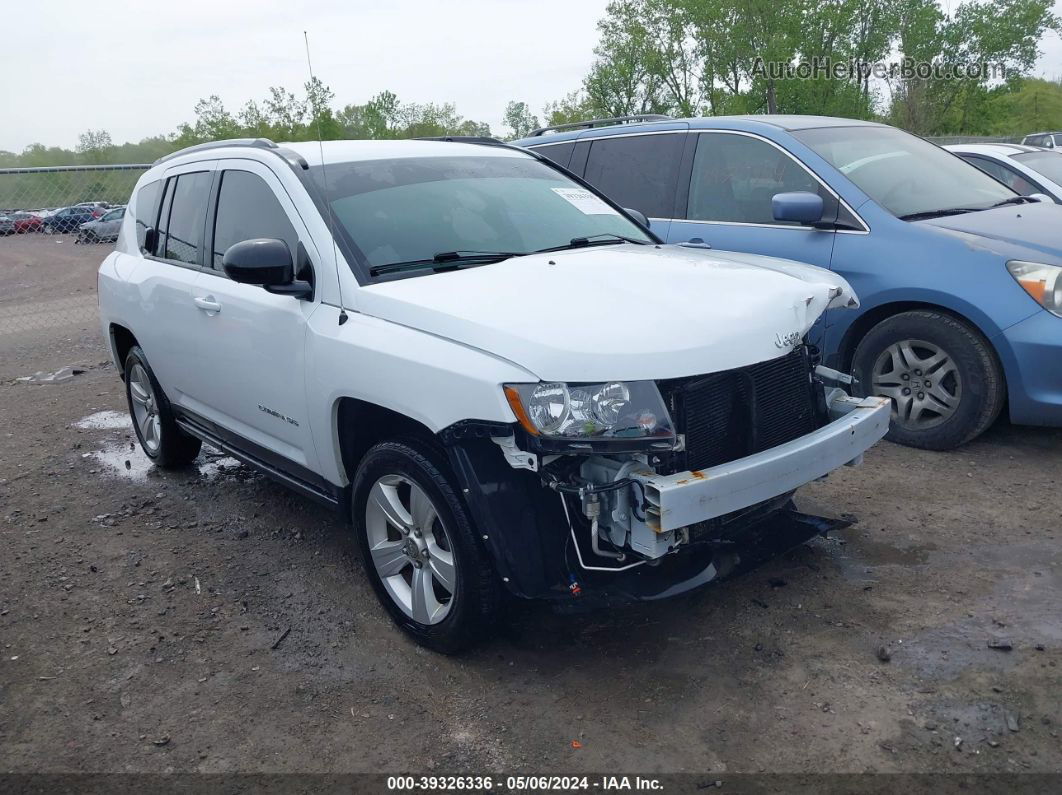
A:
[
  {"xmin": 679, "ymin": 237, "xmax": 712, "ymax": 249},
  {"xmin": 193, "ymin": 296, "xmax": 222, "ymax": 313}
]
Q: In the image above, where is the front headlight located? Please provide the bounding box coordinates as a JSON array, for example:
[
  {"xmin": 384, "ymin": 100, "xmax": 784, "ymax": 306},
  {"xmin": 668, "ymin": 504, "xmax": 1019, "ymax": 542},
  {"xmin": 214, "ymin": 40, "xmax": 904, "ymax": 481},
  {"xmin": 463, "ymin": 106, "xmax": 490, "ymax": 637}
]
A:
[
  {"xmin": 503, "ymin": 380, "xmax": 674, "ymax": 442},
  {"xmin": 1007, "ymin": 261, "xmax": 1062, "ymax": 317}
]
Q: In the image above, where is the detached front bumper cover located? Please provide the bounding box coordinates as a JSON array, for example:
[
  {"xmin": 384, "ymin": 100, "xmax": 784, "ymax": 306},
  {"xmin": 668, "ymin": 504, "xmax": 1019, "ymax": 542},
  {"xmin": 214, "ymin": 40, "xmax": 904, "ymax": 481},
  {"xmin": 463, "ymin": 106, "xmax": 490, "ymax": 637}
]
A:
[{"xmin": 640, "ymin": 393, "xmax": 891, "ymax": 533}]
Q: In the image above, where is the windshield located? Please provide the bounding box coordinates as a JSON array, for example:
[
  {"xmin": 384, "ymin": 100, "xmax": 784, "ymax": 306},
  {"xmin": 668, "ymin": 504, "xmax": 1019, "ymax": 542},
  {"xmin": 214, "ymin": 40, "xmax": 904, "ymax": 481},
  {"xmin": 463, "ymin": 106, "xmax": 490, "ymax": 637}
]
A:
[
  {"xmin": 795, "ymin": 126, "xmax": 1015, "ymax": 218},
  {"xmin": 1012, "ymin": 150, "xmax": 1062, "ymax": 185},
  {"xmin": 312, "ymin": 155, "xmax": 652, "ymax": 278}
]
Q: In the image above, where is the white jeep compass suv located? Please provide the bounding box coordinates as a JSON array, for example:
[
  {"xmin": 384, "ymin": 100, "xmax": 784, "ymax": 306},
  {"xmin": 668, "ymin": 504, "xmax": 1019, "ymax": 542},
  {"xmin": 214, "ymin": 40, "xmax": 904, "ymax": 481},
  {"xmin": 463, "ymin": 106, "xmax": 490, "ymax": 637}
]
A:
[{"xmin": 97, "ymin": 137, "xmax": 889, "ymax": 652}]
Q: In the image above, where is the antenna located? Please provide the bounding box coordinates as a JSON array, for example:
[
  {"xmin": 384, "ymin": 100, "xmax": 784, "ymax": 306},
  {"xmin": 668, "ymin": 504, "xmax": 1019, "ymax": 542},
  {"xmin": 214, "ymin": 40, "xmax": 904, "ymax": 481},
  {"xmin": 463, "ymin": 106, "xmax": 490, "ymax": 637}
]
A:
[{"xmin": 304, "ymin": 30, "xmax": 348, "ymax": 325}]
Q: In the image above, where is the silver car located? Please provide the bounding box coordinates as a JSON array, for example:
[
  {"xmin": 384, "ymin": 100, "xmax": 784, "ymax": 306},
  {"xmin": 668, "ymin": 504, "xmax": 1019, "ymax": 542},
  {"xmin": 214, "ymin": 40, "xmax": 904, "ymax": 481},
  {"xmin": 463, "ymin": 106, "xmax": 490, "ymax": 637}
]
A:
[
  {"xmin": 0, "ymin": 214, "xmax": 14, "ymax": 235},
  {"xmin": 77, "ymin": 206, "xmax": 125, "ymax": 243}
]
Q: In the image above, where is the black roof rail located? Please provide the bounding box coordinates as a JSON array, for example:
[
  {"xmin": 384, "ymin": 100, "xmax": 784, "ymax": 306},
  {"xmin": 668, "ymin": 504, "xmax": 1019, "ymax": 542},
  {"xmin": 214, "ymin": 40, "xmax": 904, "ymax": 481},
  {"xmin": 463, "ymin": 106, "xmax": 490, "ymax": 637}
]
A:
[
  {"xmin": 153, "ymin": 138, "xmax": 295, "ymax": 167},
  {"xmin": 415, "ymin": 135, "xmax": 504, "ymax": 144},
  {"xmin": 527, "ymin": 114, "xmax": 673, "ymax": 137}
]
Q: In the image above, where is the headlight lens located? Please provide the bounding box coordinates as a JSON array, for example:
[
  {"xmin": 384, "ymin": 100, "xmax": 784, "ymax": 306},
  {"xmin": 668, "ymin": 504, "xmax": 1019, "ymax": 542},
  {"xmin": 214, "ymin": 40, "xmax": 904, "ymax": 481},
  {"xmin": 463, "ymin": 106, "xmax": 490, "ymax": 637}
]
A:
[
  {"xmin": 504, "ymin": 380, "xmax": 674, "ymax": 442},
  {"xmin": 1007, "ymin": 260, "xmax": 1062, "ymax": 317}
]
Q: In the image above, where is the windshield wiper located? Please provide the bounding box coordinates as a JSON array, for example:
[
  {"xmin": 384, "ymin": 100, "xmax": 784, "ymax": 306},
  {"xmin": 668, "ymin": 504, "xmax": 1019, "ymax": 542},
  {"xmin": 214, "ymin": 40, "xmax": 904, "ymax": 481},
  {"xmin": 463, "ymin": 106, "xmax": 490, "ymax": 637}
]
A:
[
  {"xmin": 370, "ymin": 250, "xmax": 524, "ymax": 277},
  {"xmin": 898, "ymin": 207, "xmax": 983, "ymax": 221},
  {"xmin": 990, "ymin": 196, "xmax": 1037, "ymax": 208},
  {"xmin": 534, "ymin": 233, "xmax": 650, "ymax": 254}
]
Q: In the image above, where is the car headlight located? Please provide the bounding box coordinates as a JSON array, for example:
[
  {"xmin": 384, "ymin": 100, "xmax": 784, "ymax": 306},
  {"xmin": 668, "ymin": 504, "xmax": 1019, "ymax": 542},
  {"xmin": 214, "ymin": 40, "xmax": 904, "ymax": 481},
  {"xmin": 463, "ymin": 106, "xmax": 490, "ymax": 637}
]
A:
[
  {"xmin": 503, "ymin": 381, "xmax": 674, "ymax": 442},
  {"xmin": 1007, "ymin": 261, "xmax": 1062, "ymax": 317}
]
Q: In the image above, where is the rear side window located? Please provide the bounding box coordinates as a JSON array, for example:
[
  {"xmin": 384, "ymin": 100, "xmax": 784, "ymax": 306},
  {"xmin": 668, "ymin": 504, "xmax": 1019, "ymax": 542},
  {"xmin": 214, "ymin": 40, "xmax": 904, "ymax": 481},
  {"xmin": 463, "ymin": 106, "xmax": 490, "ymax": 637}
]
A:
[
  {"xmin": 161, "ymin": 172, "xmax": 211, "ymax": 265},
  {"xmin": 211, "ymin": 170, "xmax": 299, "ymax": 270},
  {"xmin": 688, "ymin": 133, "xmax": 821, "ymax": 225},
  {"xmin": 531, "ymin": 142, "xmax": 575, "ymax": 169},
  {"xmin": 582, "ymin": 134, "xmax": 684, "ymax": 218}
]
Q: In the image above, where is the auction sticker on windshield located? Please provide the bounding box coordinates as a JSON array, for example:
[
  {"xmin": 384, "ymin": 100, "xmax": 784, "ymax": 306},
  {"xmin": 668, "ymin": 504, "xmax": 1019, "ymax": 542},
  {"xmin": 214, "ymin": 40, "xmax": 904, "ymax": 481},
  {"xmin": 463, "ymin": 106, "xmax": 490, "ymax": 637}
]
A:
[{"xmin": 551, "ymin": 187, "xmax": 619, "ymax": 215}]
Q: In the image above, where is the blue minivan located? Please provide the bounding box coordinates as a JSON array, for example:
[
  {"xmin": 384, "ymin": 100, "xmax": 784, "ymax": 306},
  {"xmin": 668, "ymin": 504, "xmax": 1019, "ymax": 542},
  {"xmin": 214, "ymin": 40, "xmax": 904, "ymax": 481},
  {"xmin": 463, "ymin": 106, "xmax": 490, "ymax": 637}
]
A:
[{"xmin": 515, "ymin": 115, "xmax": 1062, "ymax": 450}]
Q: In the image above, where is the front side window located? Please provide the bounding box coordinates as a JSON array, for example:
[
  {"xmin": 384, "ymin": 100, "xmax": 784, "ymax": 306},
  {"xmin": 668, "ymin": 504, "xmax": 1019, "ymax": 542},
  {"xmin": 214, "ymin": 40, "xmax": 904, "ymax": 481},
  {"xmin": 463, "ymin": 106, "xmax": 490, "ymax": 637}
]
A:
[
  {"xmin": 162, "ymin": 171, "xmax": 211, "ymax": 264},
  {"xmin": 688, "ymin": 133, "xmax": 821, "ymax": 225},
  {"xmin": 796, "ymin": 126, "xmax": 1014, "ymax": 219},
  {"xmin": 961, "ymin": 155, "xmax": 1038, "ymax": 195},
  {"xmin": 315, "ymin": 155, "xmax": 652, "ymax": 279},
  {"xmin": 212, "ymin": 170, "xmax": 298, "ymax": 270},
  {"xmin": 102, "ymin": 208, "xmax": 124, "ymax": 222},
  {"xmin": 583, "ymin": 134, "xmax": 683, "ymax": 218}
]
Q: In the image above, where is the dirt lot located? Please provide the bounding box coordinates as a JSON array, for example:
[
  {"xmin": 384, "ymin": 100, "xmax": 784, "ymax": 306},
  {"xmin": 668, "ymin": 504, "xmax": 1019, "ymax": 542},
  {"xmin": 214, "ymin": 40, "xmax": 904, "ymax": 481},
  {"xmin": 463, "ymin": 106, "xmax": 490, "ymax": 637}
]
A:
[{"xmin": 1, "ymin": 233, "xmax": 1060, "ymax": 778}]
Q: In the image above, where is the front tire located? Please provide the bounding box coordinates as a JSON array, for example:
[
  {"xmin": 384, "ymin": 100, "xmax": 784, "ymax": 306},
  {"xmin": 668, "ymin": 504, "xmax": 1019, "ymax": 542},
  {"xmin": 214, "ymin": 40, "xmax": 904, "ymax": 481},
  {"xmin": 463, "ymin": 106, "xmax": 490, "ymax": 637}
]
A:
[
  {"xmin": 123, "ymin": 346, "xmax": 202, "ymax": 467},
  {"xmin": 852, "ymin": 310, "xmax": 1004, "ymax": 450},
  {"xmin": 352, "ymin": 439, "xmax": 502, "ymax": 653}
]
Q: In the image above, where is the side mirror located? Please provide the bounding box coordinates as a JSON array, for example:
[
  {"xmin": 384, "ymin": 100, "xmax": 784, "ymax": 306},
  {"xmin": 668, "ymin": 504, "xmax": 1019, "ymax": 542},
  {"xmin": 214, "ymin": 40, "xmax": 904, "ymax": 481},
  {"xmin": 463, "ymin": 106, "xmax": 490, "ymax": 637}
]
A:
[
  {"xmin": 772, "ymin": 192, "xmax": 824, "ymax": 225},
  {"xmin": 624, "ymin": 208, "xmax": 650, "ymax": 229},
  {"xmin": 222, "ymin": 238, "xmax": 312, "ymax": 299}
]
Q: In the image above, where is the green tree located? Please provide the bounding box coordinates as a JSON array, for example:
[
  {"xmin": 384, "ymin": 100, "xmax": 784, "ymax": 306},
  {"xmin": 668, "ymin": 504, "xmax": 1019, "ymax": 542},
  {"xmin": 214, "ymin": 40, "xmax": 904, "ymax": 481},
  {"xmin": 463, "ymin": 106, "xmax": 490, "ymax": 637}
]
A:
[
  {"xmin": 76, "ymin": 129, "xmax": 114, "ymax": 164},
  {"xmin": 503, "ymin": 101, "xmax": 540, "ymax": 139}
]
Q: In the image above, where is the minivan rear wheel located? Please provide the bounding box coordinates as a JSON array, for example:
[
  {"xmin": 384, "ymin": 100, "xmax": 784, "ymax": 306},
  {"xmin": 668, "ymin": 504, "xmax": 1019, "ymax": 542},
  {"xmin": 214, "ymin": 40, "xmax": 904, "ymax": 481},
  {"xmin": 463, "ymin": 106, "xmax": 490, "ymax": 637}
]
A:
[{"xmin": 852, "ymin": 310, "xmax": 1004, "ymax": 450}]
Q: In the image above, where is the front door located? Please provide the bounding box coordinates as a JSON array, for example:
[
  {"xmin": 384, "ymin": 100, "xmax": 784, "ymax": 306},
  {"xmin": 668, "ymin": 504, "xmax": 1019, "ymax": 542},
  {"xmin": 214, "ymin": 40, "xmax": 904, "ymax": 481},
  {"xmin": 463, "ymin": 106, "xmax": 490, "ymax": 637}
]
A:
[
  {"xmin": 666, "ymin": 132, "xmax": 845, "ymax": 348},
  {"xmin": 182, "ymin": 160, "xmax": 322, "ymax": 474}
]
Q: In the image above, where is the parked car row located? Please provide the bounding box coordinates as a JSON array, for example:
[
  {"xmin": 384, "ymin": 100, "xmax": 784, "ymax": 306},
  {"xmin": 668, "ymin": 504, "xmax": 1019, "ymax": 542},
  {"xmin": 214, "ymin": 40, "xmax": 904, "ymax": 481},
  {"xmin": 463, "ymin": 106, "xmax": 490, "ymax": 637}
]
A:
[{"xmin": 0, "ymin": 202, "xmax": 120, "ymax": 237}]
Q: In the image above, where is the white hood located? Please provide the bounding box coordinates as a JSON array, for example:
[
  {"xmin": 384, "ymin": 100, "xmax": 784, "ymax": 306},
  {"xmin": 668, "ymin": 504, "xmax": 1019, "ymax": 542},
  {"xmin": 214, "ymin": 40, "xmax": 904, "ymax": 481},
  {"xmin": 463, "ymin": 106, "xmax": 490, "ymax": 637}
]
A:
[{"xmin": 355, "ymin": 244, "xmax": 856, "ymax": 382}]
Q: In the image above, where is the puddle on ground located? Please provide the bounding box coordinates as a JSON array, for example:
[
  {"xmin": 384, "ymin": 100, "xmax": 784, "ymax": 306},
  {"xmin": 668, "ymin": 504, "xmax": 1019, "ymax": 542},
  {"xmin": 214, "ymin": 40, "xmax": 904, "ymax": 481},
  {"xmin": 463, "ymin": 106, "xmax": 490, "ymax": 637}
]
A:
[
  {"xmin": 83, "ymin": 438, "xmax": 241, "ymax": 483},
  {"xmin": 75, "ymin": 410, "xmax": 241, "ymax": 482},
  {"xmin": 74, "ymin": 410, "xmax": 133, "ymax": 431}
]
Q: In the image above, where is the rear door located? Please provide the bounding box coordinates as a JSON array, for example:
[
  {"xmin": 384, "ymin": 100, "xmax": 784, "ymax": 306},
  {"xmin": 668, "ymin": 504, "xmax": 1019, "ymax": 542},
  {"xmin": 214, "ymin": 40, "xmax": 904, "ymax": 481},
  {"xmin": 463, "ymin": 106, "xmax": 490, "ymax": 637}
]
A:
[
  {"xmin": 181, "ymin": 159, "xmax": 322, "ymax": 474},
  {"xmin": 125, "ymin": 162, "xmax": 216, "ymax": 404}
]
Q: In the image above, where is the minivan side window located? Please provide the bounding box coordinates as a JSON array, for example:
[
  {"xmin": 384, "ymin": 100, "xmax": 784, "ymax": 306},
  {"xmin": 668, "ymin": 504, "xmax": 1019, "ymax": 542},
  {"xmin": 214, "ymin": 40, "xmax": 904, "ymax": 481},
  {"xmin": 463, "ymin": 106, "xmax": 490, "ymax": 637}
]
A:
[
  {"xmin": 532, "ymin": 142, "xmax": 575, "ymax": 170},
  {"xmin": 211, "ymin": 170, "xmax": 299, "ymax": 271},
  {"xmin": 688, "ymin": 133, "xmax": 822, "ymax": 225},
  {"xmin": 162, "ymin": 171, "xmax": 212, "ymax": 265},
  {"xmin": 582, "ymin": 133, "xmax": 684, "ymax": 218}
]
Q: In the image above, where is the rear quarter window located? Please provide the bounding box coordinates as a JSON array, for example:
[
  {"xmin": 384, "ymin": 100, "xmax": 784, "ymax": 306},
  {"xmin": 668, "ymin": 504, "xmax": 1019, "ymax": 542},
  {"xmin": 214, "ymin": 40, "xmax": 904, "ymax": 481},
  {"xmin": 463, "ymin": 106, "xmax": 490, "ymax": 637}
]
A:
[
  {"xmin": 530, "ymin": 141, "xmax": 575, "ymax": 169},
  {"xmin": 134, "ymin": 179, "xmax": 162, "ymax": 253}
]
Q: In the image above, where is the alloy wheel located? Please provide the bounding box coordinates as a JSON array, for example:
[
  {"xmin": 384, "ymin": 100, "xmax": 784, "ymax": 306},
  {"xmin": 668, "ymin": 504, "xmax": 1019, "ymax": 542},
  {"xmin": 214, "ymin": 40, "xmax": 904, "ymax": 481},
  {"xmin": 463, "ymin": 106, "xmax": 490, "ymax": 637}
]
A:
[
  {"xmin": 364, "ymin": 474, "xmax": 456, "ymax": 625},
  {"xmin": 871, "ymin": 339, "xmax": 962, "ymax": 430},
  {"xmin": 128, "ymin": 362, "xmax": 162, "ymax": 453}
]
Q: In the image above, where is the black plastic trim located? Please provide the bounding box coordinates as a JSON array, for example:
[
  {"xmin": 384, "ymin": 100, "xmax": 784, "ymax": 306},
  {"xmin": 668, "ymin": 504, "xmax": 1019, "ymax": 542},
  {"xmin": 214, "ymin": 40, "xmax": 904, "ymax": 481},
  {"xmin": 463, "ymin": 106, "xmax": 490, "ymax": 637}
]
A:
[{"xmin": 173, "ymin": 408, "xmax": 345, "ymax": 510}]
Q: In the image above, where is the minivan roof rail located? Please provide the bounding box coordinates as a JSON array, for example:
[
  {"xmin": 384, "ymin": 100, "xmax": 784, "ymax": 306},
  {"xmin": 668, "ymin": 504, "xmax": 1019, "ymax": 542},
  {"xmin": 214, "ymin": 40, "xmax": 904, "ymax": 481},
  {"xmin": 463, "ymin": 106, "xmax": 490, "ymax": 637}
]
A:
[
  {"xmin": 415, "ymin": 135, "xmax": 504, "ymax": 144},
  {"xmin": 527, "ymin": 114, "xmax": 673, "ymax": 137},
  {"xmin": 152, "ymin": 137, "xmax": 310, "ymax": 169}
]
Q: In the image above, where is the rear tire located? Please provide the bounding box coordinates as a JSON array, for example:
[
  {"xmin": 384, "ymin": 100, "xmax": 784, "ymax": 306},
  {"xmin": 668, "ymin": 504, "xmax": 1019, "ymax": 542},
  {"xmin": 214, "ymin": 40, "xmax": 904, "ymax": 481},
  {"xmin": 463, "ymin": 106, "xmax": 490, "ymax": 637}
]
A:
[
  {"xmin": 352, "ymin": 438, "xmax": 502, "ymax": 653},
  {"xmin": 852, "ymin": 310, "xmax": 1004, "ymax": 450},
  {"xmin": 123, "ymin": 346, "xmax": 201, "ymax": 468}
]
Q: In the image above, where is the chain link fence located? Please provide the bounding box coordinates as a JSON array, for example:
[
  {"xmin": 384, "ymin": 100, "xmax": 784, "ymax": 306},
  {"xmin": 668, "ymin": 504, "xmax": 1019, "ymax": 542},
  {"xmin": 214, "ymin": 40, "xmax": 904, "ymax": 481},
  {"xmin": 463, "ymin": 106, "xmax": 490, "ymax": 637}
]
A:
[{"xmin": 0, "ymin": 164, "xmax": 146, "ymax": 347}]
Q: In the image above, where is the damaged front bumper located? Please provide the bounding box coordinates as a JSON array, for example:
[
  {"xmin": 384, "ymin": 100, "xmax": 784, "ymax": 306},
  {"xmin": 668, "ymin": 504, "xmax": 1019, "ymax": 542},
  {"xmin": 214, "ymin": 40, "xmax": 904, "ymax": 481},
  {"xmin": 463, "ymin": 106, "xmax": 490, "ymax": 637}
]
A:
[
  {"xmin": 639, "ymin": 392, "xmax": 890, "ymax": 533},
  {"xmin": 443, "ymin": 389, "xmax": 890, "ymax": 603}
]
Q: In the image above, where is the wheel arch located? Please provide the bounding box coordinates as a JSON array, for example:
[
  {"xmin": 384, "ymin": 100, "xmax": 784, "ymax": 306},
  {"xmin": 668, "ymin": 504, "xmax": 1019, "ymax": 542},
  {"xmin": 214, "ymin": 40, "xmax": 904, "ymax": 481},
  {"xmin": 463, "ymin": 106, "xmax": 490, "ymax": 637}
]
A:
[
  {"xmin": 334, "ymin": 397, "xmax": 440, "ymax": 487},
  {"xmin": 108, "ymin": 323, "xmax": 139, "ymax": 379},
  {"xmin": 837, "ymin": 300, "xmax": 1005, "ymax": 384}
]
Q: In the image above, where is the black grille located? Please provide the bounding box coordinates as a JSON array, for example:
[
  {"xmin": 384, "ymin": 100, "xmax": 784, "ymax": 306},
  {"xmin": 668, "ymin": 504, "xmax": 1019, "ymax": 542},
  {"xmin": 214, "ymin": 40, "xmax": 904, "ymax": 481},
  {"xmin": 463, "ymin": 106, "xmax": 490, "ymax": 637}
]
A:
[{"xmin": 660, "ymin": 348, "xmax": 826, "ymax": 473}]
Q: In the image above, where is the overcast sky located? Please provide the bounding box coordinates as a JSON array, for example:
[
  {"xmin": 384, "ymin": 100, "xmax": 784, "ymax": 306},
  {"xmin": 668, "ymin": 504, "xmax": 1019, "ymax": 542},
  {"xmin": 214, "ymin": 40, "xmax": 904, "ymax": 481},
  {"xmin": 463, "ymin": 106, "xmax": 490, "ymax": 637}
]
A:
[{"xmin": 2, "ymin": 0, "xmax": 1061, "ymax": 153}]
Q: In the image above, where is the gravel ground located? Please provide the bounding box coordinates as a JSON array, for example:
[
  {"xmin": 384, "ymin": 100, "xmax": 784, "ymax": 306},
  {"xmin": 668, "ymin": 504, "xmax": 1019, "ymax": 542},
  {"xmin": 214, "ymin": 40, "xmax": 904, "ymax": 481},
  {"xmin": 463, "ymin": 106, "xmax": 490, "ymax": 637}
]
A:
[{"xmin": 0, "ymin": 234, "xmax": 1059, "ymax": 777}]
